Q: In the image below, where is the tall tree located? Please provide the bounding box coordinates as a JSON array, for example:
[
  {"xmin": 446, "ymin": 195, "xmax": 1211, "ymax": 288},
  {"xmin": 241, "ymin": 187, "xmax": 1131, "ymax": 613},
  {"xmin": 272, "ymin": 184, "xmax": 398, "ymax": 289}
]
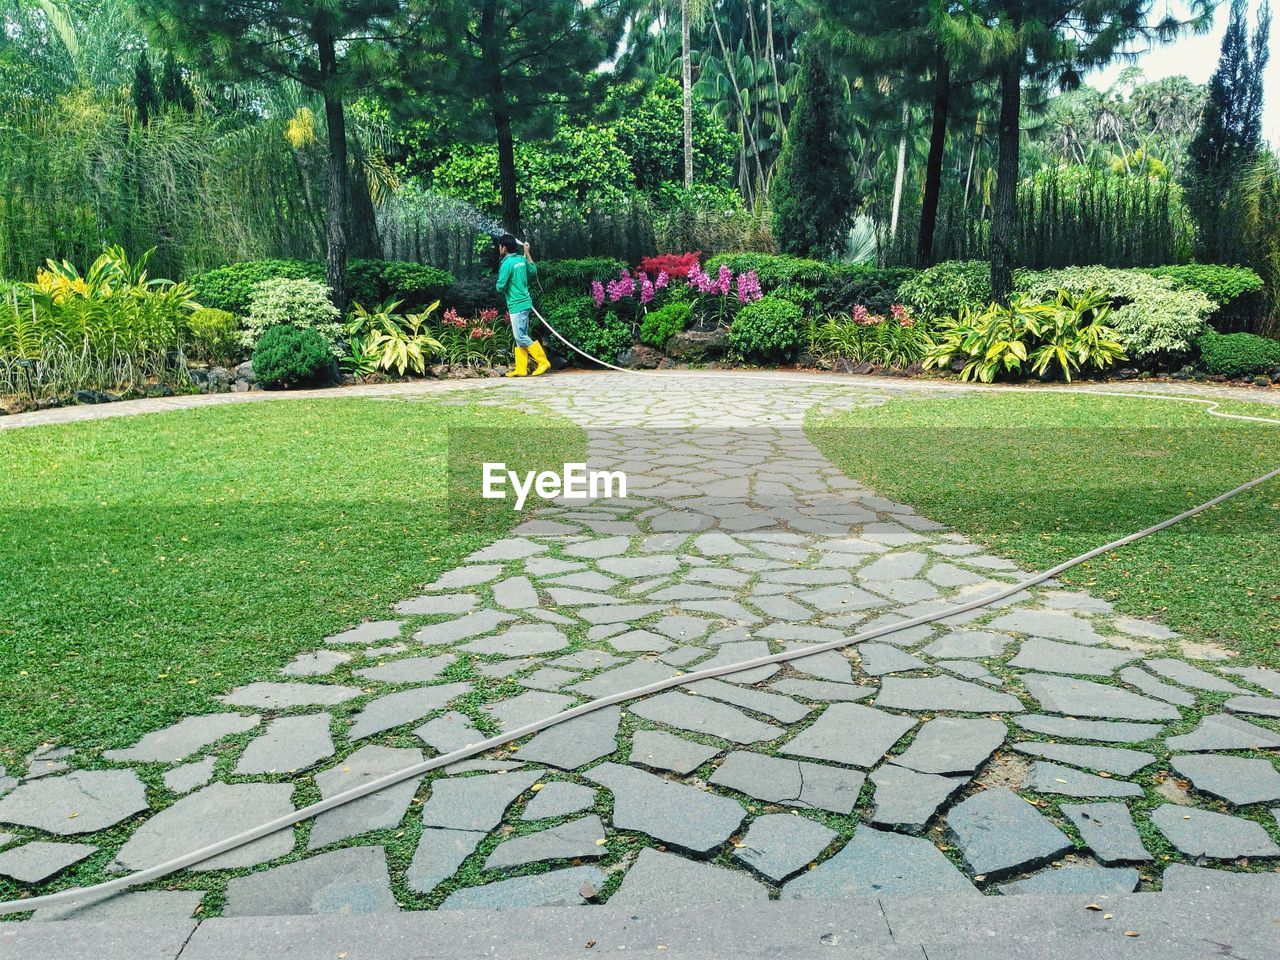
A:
[
  {"xmin": 771, "ymin": 39, "xmax": 860, "ymax": 257},
  {"xmin": 132, "ymin": 52, "xmax": 158, "ymax": 126},
  {"xmin": 135, "ymin": 0, "xmax": 428, "ymax": 303}
]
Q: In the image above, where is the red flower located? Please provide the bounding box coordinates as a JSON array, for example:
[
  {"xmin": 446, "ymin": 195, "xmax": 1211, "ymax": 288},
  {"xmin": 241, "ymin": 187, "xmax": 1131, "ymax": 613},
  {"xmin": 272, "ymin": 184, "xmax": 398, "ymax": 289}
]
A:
[{"xmin": 638, "ymin": 252, "xmax": 701, "ymax": 280}]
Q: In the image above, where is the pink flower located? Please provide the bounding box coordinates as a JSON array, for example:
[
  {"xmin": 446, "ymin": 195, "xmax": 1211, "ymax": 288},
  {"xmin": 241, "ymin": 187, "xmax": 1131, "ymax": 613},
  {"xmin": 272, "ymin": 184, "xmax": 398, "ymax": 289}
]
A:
[
  {"xmin": 470, "ymin": 326, "xmax": 494, "ymax": 339},
  {"xmin": 853, "ymin": 305, "xmax": 876, "ymax": 326},
  {"xmin": 591, "ymin": 280, "xmax": 605, "ymax": 308},
  {"xmin": 606, "ymin": 269, "xmax": 635, "ymax": 303},
  {"xmin": 639, "ymin": 272, "xmax": 655, "ymax": 306},
  {"xmin": 736, "ymin": 270, "xmax": 762, "ymax": 304},
  {"xmin": 655, "ymin": 271, "xmax": 670, "ymax": 290},
  {"xmin": 443, "ymin": 307, "xmax": 466, "ymax": 328},
  {"xmin": 715, "ymin": 264, "xmax": 732, "ymax": 296},
  {"xmin": 891, "ymin": 304, "xmax": 915, "ymax": 328},
  {"xmin": 686, "ymin": 267, "xmax": 713, "ymax": 294},
  {"xmin": 479, "ymin": 308, "xmax": 499, "ymax": 324}
]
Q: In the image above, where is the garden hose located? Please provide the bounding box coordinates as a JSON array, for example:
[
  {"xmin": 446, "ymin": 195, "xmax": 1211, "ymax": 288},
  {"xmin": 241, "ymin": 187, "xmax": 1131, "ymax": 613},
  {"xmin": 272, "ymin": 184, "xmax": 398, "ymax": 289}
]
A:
[{"xmin": 1, "ymin": 344, "xmax": 1278, "ymax": 918}]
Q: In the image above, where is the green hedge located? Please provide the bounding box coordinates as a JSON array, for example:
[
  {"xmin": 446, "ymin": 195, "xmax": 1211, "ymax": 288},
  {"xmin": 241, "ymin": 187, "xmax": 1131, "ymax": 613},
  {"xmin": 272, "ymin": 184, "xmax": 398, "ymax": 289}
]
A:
[
  {"xmin": 252, "ymin": 325, "xmax": 336, "ymax": 388},
  {"xmin": 639, "ymin": 302, "xmax": 691, "ymax": 348},
  {"xmin": 1144, "ymin": 264, "xmax": 1264, "ymax": 333},
  {"xmin": 537, "ymin": 258, "xmax": 628, "ymax": 294},
  {"xmin": 191, "ymin": 259, "xmax": 454, "ymax": 315},
  {"xmin": 1197, "ymin": 330, "xmax": 1280, "ymax": 377},
  {"xmin": 541, "ymin": 296, "xmax": 632, "ymax": 366},
  {"xmin": 729, "ymin": 295, "xmax": 806, "ymax": 362}
]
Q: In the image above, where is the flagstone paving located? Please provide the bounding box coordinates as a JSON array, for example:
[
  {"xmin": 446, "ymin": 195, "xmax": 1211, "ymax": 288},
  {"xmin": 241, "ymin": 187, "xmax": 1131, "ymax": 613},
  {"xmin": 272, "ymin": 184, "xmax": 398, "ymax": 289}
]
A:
[{"xmin": 2, "ymin": 374, "xmax": 1280, "ymax": 921}]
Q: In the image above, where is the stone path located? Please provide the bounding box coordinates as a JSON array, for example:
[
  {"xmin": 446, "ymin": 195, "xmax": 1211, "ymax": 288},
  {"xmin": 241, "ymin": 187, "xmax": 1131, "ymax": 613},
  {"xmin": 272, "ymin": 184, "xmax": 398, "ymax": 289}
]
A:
[{"xmin": 2, "ymin": 372, "xmax": 1279, "ymax": 924}]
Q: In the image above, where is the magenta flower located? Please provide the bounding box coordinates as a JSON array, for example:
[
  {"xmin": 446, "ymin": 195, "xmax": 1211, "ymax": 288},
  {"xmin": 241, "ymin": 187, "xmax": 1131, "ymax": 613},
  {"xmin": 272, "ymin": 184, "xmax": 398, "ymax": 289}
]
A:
[
  {"xmin": 736, "ymin": 270, "xmax": 762, "ymax": 304},
  {"xmin": 715, "ymin": 264, "xmax": 732, "ymax": 296},
  {"xmin": 591, "ymin": 280, "xmax": 605, "ymax": 308},
  {"xmin": 655, "ymin": 271, "xmax": 669, "ymax": 290},
  {"xmin": 639, "ymin": 272, "xmax": 655, "ymax": 305}
]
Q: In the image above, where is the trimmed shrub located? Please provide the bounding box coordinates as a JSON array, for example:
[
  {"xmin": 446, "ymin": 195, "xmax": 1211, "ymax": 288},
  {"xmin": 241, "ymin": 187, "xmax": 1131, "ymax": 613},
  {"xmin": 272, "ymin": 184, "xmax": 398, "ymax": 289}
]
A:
[
  {"xmin": 539, "ymin": 258, "xmax": 628, "ymax": 296},
  {"xmin": 704, "ymin": 253, "xmax": 833, "ymax": 290},
  {"xmin": 639, "ymin": 252, "xmax": 701, "ymax": 279},
  {"xmin": 898, "ymin": 261, "xmax": 991, "ymax": 321},
  {"xmin": 444, "ymin": 275, "xmax": 503, "ymax": 313},
  {"xmin": 193, "ymin": 259, "xmax": 323, "ymax": 314},
  {"xmin": 347, "ymin": 260, "xmax": 453, "ymax": 311},
  {"xmin": 817, "ymin": 265, "xmax": 918, "ymax": 315},
  {"xmin": 544, "ymin": 297, "xmax": 632, "ymax": 366},
  {"xmin": 191, "ymin": 259, "xmax": 454, "ymax": 315},
  {"xmin": 729, "ymin": 296, "xmax": 806, "ymax": 362},
  {"xmin": 1144, "ymin": 264, "xmax": 1264, "ymax": 333},
  {"xmin": 252, "ymin": 325, "xmax": 335, "ymax": 387},
  {"xmin": 639, "ymin": 302, "xmax": 691, "ymax": 348},
  {"xmin": 241, "ymin": 278, "xmax": 344, "ymax": 355},
  {"xmin": 185, "ymin": 307, "xmax": 241, "ymax": 366},
  {"xmin": 1197, "ymin": 330, "xmax": 1280, "ymax": 377}
]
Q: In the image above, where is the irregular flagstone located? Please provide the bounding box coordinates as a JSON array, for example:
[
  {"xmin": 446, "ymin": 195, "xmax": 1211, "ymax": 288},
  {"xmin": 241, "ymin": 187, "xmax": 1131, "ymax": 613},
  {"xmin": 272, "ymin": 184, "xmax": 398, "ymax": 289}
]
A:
[
  {"xmin": 683, "ymin": 679, "xmax": 811, "ymax": 724},
  {"xmin": 564, "ymin": 535, "xmax": 631, "ymax": 559},
  {"xmin": 857, "ymin": 643, "xmax": 929, "ymax": 676},
  {"xmin": 1151, "ymin": 804, "xmax": 1280, "ymax": 859},
  {"xmin": 281, "ymin": 650, "xmax": 351, "ymax": 677},
  {"xmin": 629, "ymin": 730, "xmax": 721, "ymax": 775},
  {"xmin": 0, "ymin": 841, "xmax": 96, "ymax": 883},
  {"xmin": 607, "ymin": 629, "xmax": 673, "ymax": 653},
  {"xmin": 997, "ymin": 865, "xmax": 1139, "ymax": 896},
  {"xmin": 769, "ymin": 678, "xmax": 873, "ymax": 702},
  {"xmin": 522, "ymin": 782, "xmax": 596, "ymax": 821},
  {"xmin": 598, "ymin": 555, "xmax": 681, "ymax": 577},
  {"xmin": 1162, "ymin": 863, "xmax": 1280, "ymax": 893},
  {"xmin": 611, "ymin": 848, "xmax": 767, "ymax": 905},
  {"xmin": 543, "ymin": 571, "xmax": 619, "ymax": 590},
  {"xmin": 29, "ymin": 890, "xmax": 205, "ymax": 923},
  {"xmin": 783, "ymin": 826, "xmax": 977, "ymax": 898},
  {"xmin": 162, "ymin": 757, "xmax": 216, "ymax": 795},
  {"xmin": 104, "ymin": 713, "xmax": 260, "ymax": 763},
  {"xmin": 520, "ymin": 667, "xmax": 577, "ymax": 691},
  {"xmin": 693, "ymin": 641, "xmax": 780, "ymax": 684},
  {"xmin": 579, "ymin": 603, "xmax": 665, "ymax": 625},
  {"xmin": 660, "ymin": 646, "xmax": 707, "ymax": 666},
  {"xmin": 514, "ymin": 706, "xmax": 621, "ymax": 769},
  {"xmin": 1023, "ymin": 761, "xmax": 1142, "ymax": 798},
  {"xmin": 586, "ymin": 762, "xmax": 745, "ymax": 853},
  {"xmin": 947, "ymin": 787, "xmax": 1072, "ymax": 881},
  {"xmin": 893, "ymin": 718, "xmax": 1006, "ymax": 775},
  {"xmin": 348, "ymin": 682, "xmax": 472, "ymax": 739},
  {"xmin": 460, "ymin": 624, "xmax": 568, "ymax": 658},
  {"xmin": 113, "ymin": 782, "xmax": 295, "ymax": 872},
  {"xmin": 467, "ymin": 538, "xmax": 546, "ymax": 562},
  {"xmin": 1020, "ymin": 673, "xmax": 1181, "ymax": 721},
  {"xmin": 1225, "ymin": 695, "xmax": 1280, "ymax": 718},
  {"xmin": 922, "ymin": 631, "xmax": 1013, "ymax": 659},
  {"xmin": 354, "ymin": 654, "xmax": 454, "ymax": 685},
  {"xmin": 1221, "ymin": 666, "xmax": 1280, "ymax": 696},
  {"xmin": 486, "ymin": 690, "xmax": 575, "ymax": 731},
  {"xmin": 652, "ymin": 614, "xmax": 712, "ymax": 640},
  {"xmin": 870, "ymin": 764, "xmax": 966, "ymax": 834},
  {"xmin": 876, "ymin": 676, "xmax": 1024, "ymax": 713},
  {"xmin": 734, "ymin": 814, "xmax": 837, "ymax": 883},
  {"xmin": 859, "ymin": 552, "xmax": 928, "ymax": 581},
  {"xmin": 421, "ymin": 771, "xmax": 542, "ymax": 831},
  {"xmin": 223, "ymin": 846, "xmax": 398, "ymax": 916},
  {"xmin": 326, "ymin": 620, "xmax": 404, "ymax": 645},
  {"xmin": 393, "ymin": 593, "xmax": 478, "ymax": 616},
  {"xmin": 571, "ymin": 659, "xmax": 682, "ymax": 698},
  {"xmin": 1144, "ymin": 658, "xmax": 1243, "ymax": 693},
  {"xmin": 1170, "ymin": 754, "xmax": 1280, "ymax": 806},
  {"xmin": 549, "ymin": 649, "xmax": 625, "ymax": 671},
  {"xmin": 415, "ymin": 711, "xmax": 483, "ymax": 754},
  {"xmin": 794, "ymin": 584, "xmax": 883, "ymax": 613},
  {"xmin": 1060, "ymin": 802, "xmax": 1153, "ymax": 865},
  {"xmin": 440, "ymin": 866, "xmax": 607, "ymax": 910},
  {"xmin": 492, "ymin": 576, "xmax": 539, "ymax": 609},
  {"xmin": 782, "ymin": 703, "xmax": 915, "ymax": 768},
  {"xmin": 709, "ymin": 751, "xmax": 865, "ymax": 815},
  {"xmin": 938, "ymin": 660, "xmax": 1001, "ymax": 685},
  {"xmin": 413, "ymin": 610, "xmax": 516, "ymax": 646},
  {"xmin": 485, "ymin": 815, "xmax": 606, "ymax": 870},
  {"xmin": 627, "ymin": 691, "xmax": 783, "ymax": 742},
  {"xmin": 218, "ymin": 682, "xmax": 363, "ymax": 710},
  {"xmin": 308, "ymin": 746, "xmax": 425, "ymax": 850},
  {"xmin": 1118, "ymin": 667, "xmax": 1197, "ymax": 707},
  {"xmin": 0, "ymin": 770, "xmax": 148, "ymax": 835},
  {"xmin": 236, "ymin": 714, "xmax": 335, "ymax": 774},
  {"xmin": 1166, "ymin": 714, "xmax": 1280, "ymax": 752},
  {"xmin": 1013, "ymin": 714, "xmax": 1165, "ymax": 745},
  {"xmin": 424, "ymin": 564, "xmax": 504, "ymax": 590},
  {"xmin": 1010, "ymin": 742, "xmax": 1155, "ymax": 776},
  {"xmin": 988, "ymin": 610, "xmax": 1106, "ymax": 645},
  {"xmin": 1008, "ymin": 639, "xmax": 1139, "ymax": 677},
  {"xmin": 407, "ymin": 828, "xmax": 484, "ymax": 895}
]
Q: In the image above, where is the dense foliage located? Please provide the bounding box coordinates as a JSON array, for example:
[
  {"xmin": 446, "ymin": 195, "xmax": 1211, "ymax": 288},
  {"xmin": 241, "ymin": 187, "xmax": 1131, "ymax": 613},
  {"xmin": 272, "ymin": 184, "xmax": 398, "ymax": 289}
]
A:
[
  {"xmin": 192, "ymin": 259, "xmax": 454, "ymax": 316},
  {"xmin": 639, "ymin": 302, "xmax": 691, "ymax": 348},
  {"xmin": 241, "ymin": 278, "xmax": 345, "ymax": 355},
  {"xmin": 545, "ymin": 297, "xmax": 632, "ymax": 365},
  {"xmin": 729, "ymin": 296, "xmax": 806, "ymax": 362},
  {"xmin": 251, "ymin": 324, "xmax": 335, "ymax": 388},
  {"xmin": 1197, "ymin": 330, "xmax": 1280, "ymax": 377}
]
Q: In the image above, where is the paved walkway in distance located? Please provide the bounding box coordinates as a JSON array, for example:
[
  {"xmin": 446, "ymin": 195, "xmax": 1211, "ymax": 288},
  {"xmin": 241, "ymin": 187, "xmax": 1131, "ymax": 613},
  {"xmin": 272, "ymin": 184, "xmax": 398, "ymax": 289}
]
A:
[{"xmin": 1, "ymin": 372, "xmax": 1279, "ymax": 933}]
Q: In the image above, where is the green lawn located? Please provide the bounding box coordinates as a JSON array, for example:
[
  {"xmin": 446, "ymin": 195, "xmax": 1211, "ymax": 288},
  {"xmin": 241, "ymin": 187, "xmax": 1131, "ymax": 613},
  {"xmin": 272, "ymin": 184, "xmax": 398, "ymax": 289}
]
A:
[
  {"xmin": 0, "ymin": 396, "xmax": 583, "ymax": 763},
  {"xmin": 808, "ymin": 393, "xmax": 1280, "ymax": 664}
]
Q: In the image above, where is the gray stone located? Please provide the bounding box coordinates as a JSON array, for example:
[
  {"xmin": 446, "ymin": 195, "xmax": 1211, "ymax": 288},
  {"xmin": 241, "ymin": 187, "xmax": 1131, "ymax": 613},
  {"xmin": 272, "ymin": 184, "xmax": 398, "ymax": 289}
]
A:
[
  {"xmin": 660, "ymin": 646, "xmax": 708, "ymax": 666},
  {"xmin": 1225, "ymin": 695, "xmax": 1280, "ymax": 718},
  {"xmin": 492, "ymin": 576, "xmax": 539, "ymax": 609},
  {"xmin": 683, "ymin": 679, "xmax": 811, "ymax": 724},
  {"xmin": 104, "ymin": 713, "xmax": 260, "ymax": 763},
  {"xmin": 326, "ymin": 620, "xmax": 404, "ymax": 645},
  {"xmin": 629, "ymin": 692, "xmax": 783, "ymax": 744},
  {"xmin": 515, "ymin": 706, "xmax": 621, "ymax": 770},
  {"xmin": 29, "ymin": 891, "xmax": 204, "ymax": 923},
  {"xmin": 876, "ymin": 676, "xmax": 1024, "ymax": 713},
  {"xmin": 870, "ymin": 764, "xmax": 966, "ymax": 833},
  {"xmin": 858, "ymin": 644, "xmax": 929, "ymax": 676},
  {"xmin": 628, "ymin": 729, "xmax": 720, "ymax": 775},
  {"xmin": 572, "ymin": 659, "xmax": 681, "ymax": 698},
  {"xmin": 415, "ymin": 711, "xmax": 483, "ymax": 753},
  {"xmin": 394, "ymin": 593, "xmax": 478, "ymax": 616},
  {"xmin": 1021, "ymin": 674, "xmax": 1180, "ymax": 721},
  {"xmin": 0, "ymin": 840, "xmax": 96, "ymax": 883},
  {"xmin": 162, "ymin": 757, "xmax": 216, "ymax": 795},
  {"xmin": 938, "ymin": 660, "xmax": 1001, "ymax": 684},
  {"xmin": 1144, "ymin": 658, "xmax": 1243, "ymax": 693},
  {"xmin": 586, "ymin": 762, "xmax": 745, "ymax": 853},
  {"xmin": 519, "ymin": 667, "xmax": 578, "ymax": 691},
  {"xmin": 522, "ymin": 782, "xmax": 596, "ymax": 820},
  {"xmin": 348, "ymin": 681, "xmax": 471, "ymax": 739},
  {"xmin": 0, "ymin": 770, "xmax": 148, "ymax": 835},
  {"xmin": 734, "ymin": 814, "xmax": 837, "ymax": 882},
  {"xmin": 1113, "ymin": 616, "xmax": 1174, "ymax": 639},
  {"xmin": 894, "ymin": 718, "xmax": 1006, "ymax": 775},
  {"xmin": 1010, "ymin": 743, "xmax": 1155, "ymax": 776},
  {"xmin": 580, "ymin": 603, "xmax": 665, "ymax": 625},
  {"xmin": 280, "ymin": 650, "xmax": 351, "ymax": 676},
  {"xmin": 988, "ymin": 610, "xmax": 1105, "ymax": 645},
  {"xmin": 611, "ymin": 848, "xmax": 767, "ymax": 906},
  {"xmin": 440, "ymin": 866, "xmax": 605, "ymax": 910},
  {"xmin": 406, "ymin": 828, "xmax": 484, "ymax": 894},
  {"xmin": 460, "ymin": 624, "xmax": 567, "ymax": 658},
  {"xmin": 355, "ymin": 654, "xmax": 454, "ymax": 684},
  {"xmin": 485, "ymin": 815, "xmax": 605, "ymax": 869},
  {"xmin": 1118, "ymin": 667, "xmax": 1197, "ymax": 706},
  {"xmin": 1220, "ymin": 666, "xmax": 1280, "ymax": 696},
  {"xmin": 709, "ymin": 751, "xmax": 865, "ymax": 815},
  {"xmin": 565, "ymin": 535, "xmax": 631, "ymax": 559},
  {"xmin": 784, "ymin": 826, "xmax": 977, "ymax": 898},
  {"xmin": 223, "ymin": 847, "xmax": 398, "ymax": 916},
  {"xmin": 922, "ymin": 631, "xmax": 1012, "ymax": 659},
  {"xmin": 486, "ymin": 690, "xmax": 575, "ymax": 731},
  {"xmin": 543, "ymin": 571, "xmax": 619, "ymax": 590},
  {"xmin": 1170, "ymin": 754, "xmax": 1280, "ymax": 806},
  {"xmin": 0, "ymin": 832, "xmax": 10, "ymax": 848},
  {"xmin": 947, "ymin": 788, "xmax": 1072, "ymax": 881},
  {"xmin": 308, "ymin": 745, "xmax": 425, "ymax": 849},
  {"xmin": 1060, "ymin": 802, "xmax": 1152, "ymax": 864},
  {"xmin": 467, "ymin": 537, "xmax": 546, "ymax": 562},
  {"xmin": 1013, "ymin": 714, "xmax": 1164, "ymax": 745},
  {"xmin": 1161, "ymin": 863, "xmax": 1280, "ymax": 893},
  {"xmin": 423, "ymin": 565, "xmax": 503, "ymax": 590},
  {"xmin": 1008, "ymin": 639, "xmax": 1139, "ymax": 677},
  {"xmin": 421, "ymin": 771, "xmax": 542, "ymax": 831},
  {"xmin": 859, "ymin": 552, "xmax": 928, "ymax": 581},
  {"xmin": 694, "ymin": 641, "xmax": 780, "ymax": 683},
  {"xmin": 549, "ymin": 650, "xmax": 624, "ymax": 671},
  {"xmin": 781, "ymin": 703, "xmax": 915, "ymax": 768},
  {"xmin": 1023, "ymin": 761, "xmax": 1142, "ymax": 798},
  {"xmin": 1165, "ymin": 713, "xmax": 1280, "ymax": 752},
  {"xmin": 769, "ymin": 678, "xmax": 873, "ymax": 702},
  {"xmin": 1151, "ymin": 804, "xmax": 1280, "ymax": 859},
  {"xmin": 236, "ymin": 714, "xmax": 334, "ymax": 775},
  {"xmin": 413, "ymin": 610, "xmax": 516, "ymax": 646},
  {"xmin": 652, "ymin": 614, "xmax": 711, "ymax": 640},
  {"xmin": 997, "ymin": 865, "xmax": 1139, "ymax": 896},
  {"xmin": 790, "ymin": 652, "xmax": 857, "ymax": 684},
  {"xmin": 598, "ymin": 554, "xmax": 681, "ymax": 577},
  {"xmin": 218, "ymin": 682, "xmax": 363, "ymax": 709},
  {"xmin": 113, "ymin": 782, "xmax": 294, "ymax": 872},
  {"xmin": 607, "ymin": 629, "xmax": 673, "ymax": 653}
]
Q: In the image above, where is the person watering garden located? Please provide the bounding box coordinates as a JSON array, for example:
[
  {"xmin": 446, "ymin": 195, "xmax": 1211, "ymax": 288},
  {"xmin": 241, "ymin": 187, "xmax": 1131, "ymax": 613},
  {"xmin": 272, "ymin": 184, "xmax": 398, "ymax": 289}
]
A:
[{"xmin": 496, "ymin": 234, "xmax": 551, "ymax": 377}]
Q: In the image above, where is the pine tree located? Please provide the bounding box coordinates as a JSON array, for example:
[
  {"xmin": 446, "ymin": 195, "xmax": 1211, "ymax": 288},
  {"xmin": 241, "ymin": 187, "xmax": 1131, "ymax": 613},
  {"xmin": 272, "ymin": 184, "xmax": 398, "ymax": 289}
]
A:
[
  {"xmin": 159, "ymin": 51, "xmax": 194, "ymax": 113},
  {"xmin": 770, "ymin": 41, "xmax": 860, "ymax": 259},
  {"xmin": 132, "ymin": 52, "xmax": 159, "ymax": 126}
]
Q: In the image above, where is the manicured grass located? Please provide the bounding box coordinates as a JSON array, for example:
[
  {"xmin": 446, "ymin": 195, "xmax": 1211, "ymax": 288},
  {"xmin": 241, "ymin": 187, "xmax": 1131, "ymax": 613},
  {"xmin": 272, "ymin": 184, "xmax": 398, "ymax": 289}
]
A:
[
  {"xmin": 808, "ymin": 393, "xmax": 1280, "ymax": 663},
  {"xmin": 0, "ymin": 396, "xmax": 583, "ymax": 763}
]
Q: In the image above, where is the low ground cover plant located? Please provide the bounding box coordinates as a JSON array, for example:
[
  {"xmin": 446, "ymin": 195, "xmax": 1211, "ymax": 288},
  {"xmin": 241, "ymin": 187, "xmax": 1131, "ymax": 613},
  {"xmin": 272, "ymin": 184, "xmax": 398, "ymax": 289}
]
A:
[
  {"xmin": 810, "ymin": 303, "xmax": 929, "ymax": 368},
  {"xmin": 1197, "ymin": 329, "xmax": 1280, "ymax": 377},
  {"xmin": 639, "ymin": 301, "xmax": 691, "ymax": 347}
]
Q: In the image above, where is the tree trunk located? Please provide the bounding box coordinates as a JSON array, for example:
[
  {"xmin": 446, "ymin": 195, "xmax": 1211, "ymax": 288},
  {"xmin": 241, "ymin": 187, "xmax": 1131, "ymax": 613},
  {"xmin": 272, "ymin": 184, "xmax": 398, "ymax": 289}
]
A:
[
  {"xmin": 916, "ymin": 50, "xmax": 951, "ymax": 267},
  {"xmin": 682, "ymin": 0, "xmax": 693, "ymax": 187},
  {"xmin": 319, "ymin": 32, "xmax": 348, "ymax": 308},
  {"xmin": 990, "ymin": 47, "xmax": 1022, "ymax": 306},
  {"xmin": 890, "ymin": 102, "xmax": 908, "ymax": 238},
  {"xmin": 481, "ymin": 0, "xmax": 520, "ymax": 235}
]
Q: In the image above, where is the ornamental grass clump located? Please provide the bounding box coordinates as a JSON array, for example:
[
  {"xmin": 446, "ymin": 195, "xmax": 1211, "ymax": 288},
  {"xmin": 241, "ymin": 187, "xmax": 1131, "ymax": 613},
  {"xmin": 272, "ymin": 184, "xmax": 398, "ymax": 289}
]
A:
[{"xmin": 810, "ymin": 303, "xmax": 930, "ymax": 368}]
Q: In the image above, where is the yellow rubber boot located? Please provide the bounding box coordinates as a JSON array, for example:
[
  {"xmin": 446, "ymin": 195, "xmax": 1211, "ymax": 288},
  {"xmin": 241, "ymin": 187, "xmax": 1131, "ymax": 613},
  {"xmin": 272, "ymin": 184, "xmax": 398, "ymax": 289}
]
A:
[
  {"xmin": 528, "ymin": 341, "xmax": 551, "ymax": 376},
  {"xmin": 505, "ymin": 346, "xmax": 529, "ymax": 377}
]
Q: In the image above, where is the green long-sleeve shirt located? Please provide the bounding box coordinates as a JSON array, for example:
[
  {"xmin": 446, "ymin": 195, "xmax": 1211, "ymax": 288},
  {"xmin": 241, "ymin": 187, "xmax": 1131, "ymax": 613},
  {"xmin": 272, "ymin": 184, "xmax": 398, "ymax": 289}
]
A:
[{"xmin": 496, "ymin": 253, "xmax": 538, "ymax": 312}]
